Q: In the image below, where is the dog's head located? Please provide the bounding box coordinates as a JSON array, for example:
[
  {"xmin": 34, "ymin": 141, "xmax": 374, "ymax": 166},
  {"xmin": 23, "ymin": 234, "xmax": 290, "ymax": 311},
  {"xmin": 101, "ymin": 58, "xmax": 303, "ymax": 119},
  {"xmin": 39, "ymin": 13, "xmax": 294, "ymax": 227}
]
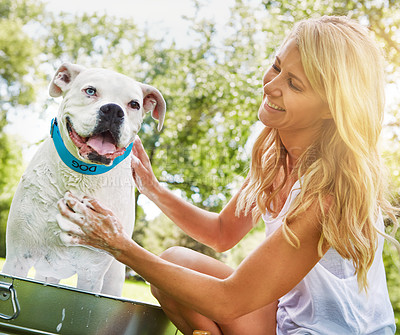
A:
[{"xmin": 49, "ymin": 63, "xmax": 166, "ymax": 166}]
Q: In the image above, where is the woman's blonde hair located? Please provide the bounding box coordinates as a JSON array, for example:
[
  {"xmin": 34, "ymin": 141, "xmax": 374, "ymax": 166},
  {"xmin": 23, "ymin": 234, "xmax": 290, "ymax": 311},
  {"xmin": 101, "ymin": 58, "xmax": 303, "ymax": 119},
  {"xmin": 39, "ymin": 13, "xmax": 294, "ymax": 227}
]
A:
[{"xmin": 236, "ymin": 16, "xmax": 399, "ymax": 291}]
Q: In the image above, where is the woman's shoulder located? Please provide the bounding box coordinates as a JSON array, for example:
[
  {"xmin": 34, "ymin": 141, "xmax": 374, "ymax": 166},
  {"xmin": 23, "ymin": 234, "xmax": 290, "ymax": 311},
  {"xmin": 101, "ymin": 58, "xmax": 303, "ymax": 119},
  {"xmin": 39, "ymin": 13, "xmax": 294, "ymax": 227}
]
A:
[{"xmin": 263, "ymin": 179, "xmax": 302, "ymax": 235}]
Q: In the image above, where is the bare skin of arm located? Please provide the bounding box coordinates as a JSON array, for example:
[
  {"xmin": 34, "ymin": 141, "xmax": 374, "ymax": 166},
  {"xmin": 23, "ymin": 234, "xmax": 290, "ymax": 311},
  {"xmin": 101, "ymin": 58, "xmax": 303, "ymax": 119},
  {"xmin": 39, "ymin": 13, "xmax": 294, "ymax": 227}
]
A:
[
  {"xmin": 130, "ymin": 136, "xmax": 254, "ymax": 252},
  {"xmin": 57, "ymin": 189, "xmax": 328, "ymax": 324}
]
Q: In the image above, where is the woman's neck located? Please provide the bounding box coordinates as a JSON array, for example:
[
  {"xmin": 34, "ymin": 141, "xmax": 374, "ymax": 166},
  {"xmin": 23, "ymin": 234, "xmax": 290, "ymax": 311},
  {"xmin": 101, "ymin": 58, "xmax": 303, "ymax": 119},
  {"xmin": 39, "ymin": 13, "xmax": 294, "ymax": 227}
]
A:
[{"xmin": 278, "ymin": 127, "xmax": 320, "ymax": 172}]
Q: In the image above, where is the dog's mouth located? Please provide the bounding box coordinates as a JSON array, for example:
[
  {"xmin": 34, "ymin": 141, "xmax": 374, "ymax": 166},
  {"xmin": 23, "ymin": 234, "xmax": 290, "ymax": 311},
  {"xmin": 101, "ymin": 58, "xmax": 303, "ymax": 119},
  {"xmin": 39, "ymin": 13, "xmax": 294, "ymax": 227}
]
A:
[{"xmin": 66, "ymin": 119, "xmax": 127, "ymax": 165}]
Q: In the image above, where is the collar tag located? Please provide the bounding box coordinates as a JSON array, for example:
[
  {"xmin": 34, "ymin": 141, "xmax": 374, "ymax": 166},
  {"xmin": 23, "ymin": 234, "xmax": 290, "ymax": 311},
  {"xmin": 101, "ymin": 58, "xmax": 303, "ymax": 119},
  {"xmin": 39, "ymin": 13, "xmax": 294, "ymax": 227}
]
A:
[{"xmin": 50, "ymin": 118, "xmax": 133, "ymax": 175}]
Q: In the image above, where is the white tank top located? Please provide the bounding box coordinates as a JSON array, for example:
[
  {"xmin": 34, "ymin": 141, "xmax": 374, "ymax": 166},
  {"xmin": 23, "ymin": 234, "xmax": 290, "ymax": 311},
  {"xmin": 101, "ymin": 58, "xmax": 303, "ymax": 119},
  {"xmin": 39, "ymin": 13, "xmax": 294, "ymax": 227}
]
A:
[{"xmin": 262, "ymin": 180, "xmax": 396, "ymax": 334}]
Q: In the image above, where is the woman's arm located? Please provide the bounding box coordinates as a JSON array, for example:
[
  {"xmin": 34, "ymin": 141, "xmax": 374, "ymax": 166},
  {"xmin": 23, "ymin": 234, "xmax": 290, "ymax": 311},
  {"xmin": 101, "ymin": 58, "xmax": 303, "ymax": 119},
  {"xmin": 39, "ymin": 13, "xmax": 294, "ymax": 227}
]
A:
[
  {"xmin": 57, "ymin": 194, "xmax": 328, "ymax": 323},
  {"xmin": 131, "ymin": 136, "xmax": 253, "ymax": 252}
]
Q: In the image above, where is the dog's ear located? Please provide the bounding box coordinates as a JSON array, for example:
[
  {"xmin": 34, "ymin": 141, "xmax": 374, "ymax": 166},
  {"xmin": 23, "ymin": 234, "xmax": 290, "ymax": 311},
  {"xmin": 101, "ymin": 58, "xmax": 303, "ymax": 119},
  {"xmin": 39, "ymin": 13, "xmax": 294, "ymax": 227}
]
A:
[
  {"xmin": 140, "ymin": 84, "xmax": 166, "ymax": 131},
  {"xmin": 49, "ymin": 63, "xmax": 86, "ymax": 98}
]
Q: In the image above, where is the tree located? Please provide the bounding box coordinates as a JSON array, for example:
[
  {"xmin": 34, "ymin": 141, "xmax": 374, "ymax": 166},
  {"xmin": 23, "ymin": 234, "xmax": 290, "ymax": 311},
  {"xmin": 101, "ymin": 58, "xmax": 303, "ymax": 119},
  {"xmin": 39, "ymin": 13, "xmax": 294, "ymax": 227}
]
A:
[
  {"xmin": 0, "ymin": 134, "xmax": 24, "ymax": 257},
  {"xmin": 0, "ymin": 0, "xmax": 44, "ymax": 257},
  {"xmin": 262, "ymin": 0, "xmax": 400, "ymax": 65},
  {"xmin": 141, "ymin": 0, "xmax": 267, "ymax": 210},
  {"xmin": 0, "ymin": 0, "xmax": 44, "ymax": 122}
]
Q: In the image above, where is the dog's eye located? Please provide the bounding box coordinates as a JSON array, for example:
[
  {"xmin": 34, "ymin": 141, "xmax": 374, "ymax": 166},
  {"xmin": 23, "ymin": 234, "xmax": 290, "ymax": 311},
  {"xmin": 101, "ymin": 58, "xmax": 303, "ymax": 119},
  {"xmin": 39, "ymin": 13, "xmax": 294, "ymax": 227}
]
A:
[
  {"xmin": 84, "ymin": 87, "xmax": 97, "ymax": 96},
  {"xmin": 128, "ymin": 100, "xmax": 140, "ymax": 110}
]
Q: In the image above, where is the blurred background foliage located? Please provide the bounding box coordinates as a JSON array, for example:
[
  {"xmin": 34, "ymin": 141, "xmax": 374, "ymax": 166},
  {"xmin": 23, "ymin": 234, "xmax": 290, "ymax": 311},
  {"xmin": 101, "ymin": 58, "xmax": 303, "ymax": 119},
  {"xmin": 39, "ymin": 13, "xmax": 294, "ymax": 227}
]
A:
[{"xmin": 1, "ymin": 0, "xmax": 400, "ymax": 330}]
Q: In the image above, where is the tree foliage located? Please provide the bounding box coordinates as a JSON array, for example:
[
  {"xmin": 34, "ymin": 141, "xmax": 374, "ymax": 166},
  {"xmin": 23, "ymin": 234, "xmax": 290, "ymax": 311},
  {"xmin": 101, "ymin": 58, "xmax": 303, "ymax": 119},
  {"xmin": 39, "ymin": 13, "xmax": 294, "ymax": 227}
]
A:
[
  {"xmin": 263, "ymin": 0, "xmax": 400, "ymax": 66},
  {"xmin": 0, "ymin": 0, "xmax": 45, "ymax": 121},
  {"xmin": 0, "ymin": 133, "xmax": 24, "ymax": 258},
  {"xmin": 0, "ymin": 0, "xmax": 45, "ymax": 257}
]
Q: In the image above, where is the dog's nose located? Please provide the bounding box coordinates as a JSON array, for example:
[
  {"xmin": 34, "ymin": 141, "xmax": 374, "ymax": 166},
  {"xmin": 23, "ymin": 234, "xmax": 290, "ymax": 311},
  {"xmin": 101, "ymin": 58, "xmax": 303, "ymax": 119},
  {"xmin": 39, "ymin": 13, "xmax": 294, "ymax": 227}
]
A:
[{"xmin": 99, "ymin": 103, "xmax": 124, "ymax": 120}]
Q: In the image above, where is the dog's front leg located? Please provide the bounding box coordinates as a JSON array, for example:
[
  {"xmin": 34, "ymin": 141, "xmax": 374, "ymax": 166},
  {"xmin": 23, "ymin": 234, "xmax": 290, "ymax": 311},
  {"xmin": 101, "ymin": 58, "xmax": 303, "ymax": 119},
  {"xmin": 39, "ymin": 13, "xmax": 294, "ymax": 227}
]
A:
[
  {"xmin": 77, "ymin": 272, "xmax": 105, "ymax": 293},
  {"xmin": 100, "ymin": 259, "xmax": 125, "ymax": 296},
  {"xmin": 34, "ymin": 273, "xmax": 60, "ymax": 285},
  {"xmin": 1, "ymin": 257, "xmax": 31, "ymax": 278}
]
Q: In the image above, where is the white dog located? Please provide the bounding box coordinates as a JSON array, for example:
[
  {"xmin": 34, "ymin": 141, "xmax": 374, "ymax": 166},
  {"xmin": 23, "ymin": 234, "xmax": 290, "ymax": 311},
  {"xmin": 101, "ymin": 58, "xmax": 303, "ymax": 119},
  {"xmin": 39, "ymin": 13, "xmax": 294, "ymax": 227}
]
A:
[{"xmin": 1, "ymin": 63, "xmax": 165, "ymax": 296}]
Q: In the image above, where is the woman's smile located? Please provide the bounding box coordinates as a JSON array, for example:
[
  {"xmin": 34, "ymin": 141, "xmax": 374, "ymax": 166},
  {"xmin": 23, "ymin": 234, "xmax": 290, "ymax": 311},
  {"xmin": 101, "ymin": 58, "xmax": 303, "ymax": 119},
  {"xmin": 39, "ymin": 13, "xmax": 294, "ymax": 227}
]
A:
[{"xmin": 264, "ymin": 98, "xmax": 286, "ymax": 112}]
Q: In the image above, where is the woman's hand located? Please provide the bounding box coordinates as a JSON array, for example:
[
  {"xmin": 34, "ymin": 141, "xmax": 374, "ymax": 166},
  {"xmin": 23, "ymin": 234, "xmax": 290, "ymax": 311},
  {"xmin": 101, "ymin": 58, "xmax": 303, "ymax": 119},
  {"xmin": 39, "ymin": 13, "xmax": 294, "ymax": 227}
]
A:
[
  {"xmin": 131, "ymin": 136, "xmax": 160, "ymax": 199},
  {"xmin": 56, "ymin": 192, "xmax": 131, "ymax": 257}
]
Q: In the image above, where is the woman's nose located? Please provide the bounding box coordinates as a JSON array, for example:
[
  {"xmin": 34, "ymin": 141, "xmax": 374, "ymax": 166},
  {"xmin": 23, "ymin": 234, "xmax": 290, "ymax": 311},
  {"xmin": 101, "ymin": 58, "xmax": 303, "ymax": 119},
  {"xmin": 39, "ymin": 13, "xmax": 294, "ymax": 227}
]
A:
[{"xmin": 263, "ymin": 76, "xmax": 282, "ymax": 97}]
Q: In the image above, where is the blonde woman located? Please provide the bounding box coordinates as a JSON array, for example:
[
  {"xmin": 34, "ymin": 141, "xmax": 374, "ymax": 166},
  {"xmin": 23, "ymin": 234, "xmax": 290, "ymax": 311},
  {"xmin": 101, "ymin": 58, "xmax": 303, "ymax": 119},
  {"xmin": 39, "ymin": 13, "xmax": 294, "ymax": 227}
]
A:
[{"xmin": 57, "ymin": 16, "xmax": 398, "ymax": 334}]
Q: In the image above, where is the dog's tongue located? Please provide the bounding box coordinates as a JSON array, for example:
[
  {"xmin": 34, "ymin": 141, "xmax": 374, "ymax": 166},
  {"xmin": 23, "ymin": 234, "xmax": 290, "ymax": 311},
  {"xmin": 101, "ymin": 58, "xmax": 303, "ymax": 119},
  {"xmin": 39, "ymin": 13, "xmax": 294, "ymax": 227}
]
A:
[{"xmin": 87, "ymin": 132, "xmax": 117, "ymax": 155}]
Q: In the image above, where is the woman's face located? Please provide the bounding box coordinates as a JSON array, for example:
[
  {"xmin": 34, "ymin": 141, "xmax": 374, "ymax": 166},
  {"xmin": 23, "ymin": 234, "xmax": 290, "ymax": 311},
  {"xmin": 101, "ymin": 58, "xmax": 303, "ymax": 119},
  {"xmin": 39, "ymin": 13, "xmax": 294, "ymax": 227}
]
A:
[{"xmin": 258, "ymin": 38, "xmax": 331, "ymax": 138}]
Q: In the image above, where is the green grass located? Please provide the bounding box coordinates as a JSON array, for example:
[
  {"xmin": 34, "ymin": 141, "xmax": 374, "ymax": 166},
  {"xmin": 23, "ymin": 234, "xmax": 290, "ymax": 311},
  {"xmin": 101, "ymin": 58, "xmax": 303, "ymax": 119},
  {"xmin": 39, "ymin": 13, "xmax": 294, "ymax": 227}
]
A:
[{"xmin": 0, "ymin": 257, "xmax": 158, "ymax": 305}]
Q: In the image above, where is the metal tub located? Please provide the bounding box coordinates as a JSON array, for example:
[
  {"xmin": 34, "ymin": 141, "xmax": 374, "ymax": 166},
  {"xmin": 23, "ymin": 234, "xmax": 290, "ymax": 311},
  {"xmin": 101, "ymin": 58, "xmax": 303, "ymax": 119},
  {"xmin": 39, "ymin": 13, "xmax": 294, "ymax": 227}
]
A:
[{"xmin": 0, "ymin": 274, "xmax": 177, "ymax": 335}]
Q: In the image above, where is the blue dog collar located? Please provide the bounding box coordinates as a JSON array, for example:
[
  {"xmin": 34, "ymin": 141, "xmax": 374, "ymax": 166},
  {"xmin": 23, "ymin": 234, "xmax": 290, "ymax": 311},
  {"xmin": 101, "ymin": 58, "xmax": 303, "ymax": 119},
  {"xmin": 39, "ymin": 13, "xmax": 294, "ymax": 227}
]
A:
[{"xmin": 50, "ymin": 118, "xmax": 133, "ymax": 175}]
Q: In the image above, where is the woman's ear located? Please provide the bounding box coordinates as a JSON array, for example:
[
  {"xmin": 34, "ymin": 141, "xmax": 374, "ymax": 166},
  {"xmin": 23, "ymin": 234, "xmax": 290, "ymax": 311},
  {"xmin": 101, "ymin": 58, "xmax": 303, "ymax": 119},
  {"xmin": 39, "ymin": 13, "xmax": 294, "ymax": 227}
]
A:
[
  {"xmin": 321, "ymin": 110, "xmax": 333, "ymax": 120},
  {"xmin": 321, "ymin": 101, "xmax": 333, "ymax": 120}
]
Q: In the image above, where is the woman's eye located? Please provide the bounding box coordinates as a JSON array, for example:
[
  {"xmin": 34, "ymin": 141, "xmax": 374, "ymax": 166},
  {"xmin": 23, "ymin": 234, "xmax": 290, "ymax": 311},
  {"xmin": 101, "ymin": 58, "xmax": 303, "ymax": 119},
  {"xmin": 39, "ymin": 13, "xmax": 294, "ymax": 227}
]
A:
[
  {"xmin": 84, "ymin": 87, "xmax": 97, "ymax": 96},
  {"xmin": 272, "ymin": 64, "xmax": 280, "ymax": 72},
  {"xmin": 129, "ymin": 100, "xmax": 140, "ymax": 110},
  {"xmin": 288, "ymin": 79, "xmax": 301, "ymax": 91}
]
